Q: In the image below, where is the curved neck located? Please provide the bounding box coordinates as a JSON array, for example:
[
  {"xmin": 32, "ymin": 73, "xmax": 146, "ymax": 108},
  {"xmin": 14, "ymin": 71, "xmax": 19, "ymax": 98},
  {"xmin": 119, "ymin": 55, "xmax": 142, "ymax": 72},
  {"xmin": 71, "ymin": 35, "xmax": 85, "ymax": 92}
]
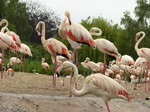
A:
[
  {"xmin": 1, "ymin": 27, "xmax": 9, "ymax": 33},
  {"xmin": 70, "ymin": 64, "xmax": 87, "ymax": 96},
  {"xmin": 134, "ymin": 32, "xmax": 145, "ymax": 51},
  {"xmin": 39, "ymin": 22, "xmax": 46, "ymax": 45},
  {"xmin": 4, "ymin": 20, "xmax": 8, "ymax": 27},
  {"xmin": 90, "ymin": 27, "xmax": 102, "ymax": 36},
  {"xmin": 0, "ymin": 19, "xmax": 8, "ymax": 27}
]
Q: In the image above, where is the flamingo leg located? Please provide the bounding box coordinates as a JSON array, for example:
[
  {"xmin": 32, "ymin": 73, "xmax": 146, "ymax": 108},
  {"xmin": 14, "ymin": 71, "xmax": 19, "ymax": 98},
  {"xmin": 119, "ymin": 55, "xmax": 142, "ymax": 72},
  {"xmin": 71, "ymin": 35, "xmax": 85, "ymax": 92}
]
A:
[
  {"xmin": 1, "ymin": 48, "xmax": 5, "ymax": 79},
  {"xmin": 105, "ymin": 102, "xmax": 111, "ymax": 112},
  {"xmin": 102, "ymin": 54, "xmax": 107, "ymax": 74},
  {"xmin": 75, "ymin": 49, "xmax": 78, "ymax": 67},
  {"xmin": 51, "ymin": 56, "xmax": 57, "ymax": 87}
]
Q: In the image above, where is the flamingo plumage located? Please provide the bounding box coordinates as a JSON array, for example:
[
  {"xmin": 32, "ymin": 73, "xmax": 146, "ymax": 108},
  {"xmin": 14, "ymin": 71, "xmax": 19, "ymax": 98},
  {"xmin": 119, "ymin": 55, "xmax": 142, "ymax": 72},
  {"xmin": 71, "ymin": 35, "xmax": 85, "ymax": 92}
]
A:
[
  {"xmin": 59, "ymin": 10, "xmax": 95, "ymax": 66},
  {"xmin": 36, "ymin": 21, "xmax": 71, "ymax": 87},
  {"xmin": 56, "ymin": 61, "xmax": 133, "ymax": 112}
]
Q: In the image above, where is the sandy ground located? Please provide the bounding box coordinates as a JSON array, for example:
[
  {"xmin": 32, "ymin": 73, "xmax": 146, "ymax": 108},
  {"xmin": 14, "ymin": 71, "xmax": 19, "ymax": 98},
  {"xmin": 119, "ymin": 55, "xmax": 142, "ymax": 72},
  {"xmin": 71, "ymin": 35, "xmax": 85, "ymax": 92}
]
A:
[{"xmin": 0, "ymin": 72, "xmax": 150, "ymax": 112}]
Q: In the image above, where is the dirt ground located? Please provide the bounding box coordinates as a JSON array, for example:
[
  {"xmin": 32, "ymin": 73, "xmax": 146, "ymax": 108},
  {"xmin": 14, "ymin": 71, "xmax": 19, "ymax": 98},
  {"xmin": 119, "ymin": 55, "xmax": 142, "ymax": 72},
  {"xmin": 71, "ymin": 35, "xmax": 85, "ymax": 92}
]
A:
[{"xmin": 0, "ymin": 72, "xmax": 150, "ymax": 112}]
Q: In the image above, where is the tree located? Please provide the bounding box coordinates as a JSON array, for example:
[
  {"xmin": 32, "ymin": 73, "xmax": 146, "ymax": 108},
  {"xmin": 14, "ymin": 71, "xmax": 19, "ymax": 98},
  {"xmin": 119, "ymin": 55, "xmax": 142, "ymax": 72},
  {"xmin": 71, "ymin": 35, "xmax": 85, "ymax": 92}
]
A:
[
  {"xmin": 24, "ymin": 0, "xmax": 61, "ymax": 43},
  {"xmin": 0, "ymin": 0, "xmax": 32, "ymax": 42}
]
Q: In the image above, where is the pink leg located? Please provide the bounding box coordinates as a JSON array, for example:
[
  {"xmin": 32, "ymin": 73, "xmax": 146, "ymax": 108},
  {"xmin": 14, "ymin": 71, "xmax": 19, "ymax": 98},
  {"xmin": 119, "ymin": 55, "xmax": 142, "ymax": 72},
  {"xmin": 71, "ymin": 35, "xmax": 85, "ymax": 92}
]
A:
[
  {"xmin": 50, "ymin": 56, "xmax": 57, "ymax": 87},
  {"xmin": 105, "ymin": 102, "xmax": 111, "ymax": 112},
  {"xmin": 102, "ymin": 54, "xmax": 107, "ymax": 74},
  {"xmin": 1, "ymin": 48, "xmax": 5, "ymax": 79}
]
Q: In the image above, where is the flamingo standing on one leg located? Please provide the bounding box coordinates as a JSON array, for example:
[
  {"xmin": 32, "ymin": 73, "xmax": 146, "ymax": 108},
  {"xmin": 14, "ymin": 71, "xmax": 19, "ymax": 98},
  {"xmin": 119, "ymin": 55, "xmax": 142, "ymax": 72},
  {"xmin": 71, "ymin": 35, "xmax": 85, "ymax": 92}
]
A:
[
  {"xmin": 41, "ymin": 58, "xmax": 50, "ymax": 74},
  {"xmin": 134, "ymin": 31, "xmax": 150, "ymax": 92},
  {"xmin": 94, "ymin": 38, "xmax": 120, "ymax": 74},
  {"xmin": 56, "ymin": 61, "xmax": 133, "ymax": 112},
  {"xmin": 89, "ymin": 27, "xmax": 120, "ymax": 74},
  {"xmin": 58, "ymin": 10, "xmax": 95, "ymax": 66},
  {"xmin": 35, "ymin": 21, "xmax": 71, "ymax": 87}
]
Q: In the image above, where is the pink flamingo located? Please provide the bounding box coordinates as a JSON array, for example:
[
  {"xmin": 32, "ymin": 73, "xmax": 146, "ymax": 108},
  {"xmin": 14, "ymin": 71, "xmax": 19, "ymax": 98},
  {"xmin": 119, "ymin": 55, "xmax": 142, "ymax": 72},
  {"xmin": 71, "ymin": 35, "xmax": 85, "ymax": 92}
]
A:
[
  {"xmin": 0, "ymin": 28, "xmax": 17, "ymax": 79},
  {"xmin": 41, "ymin": 58, "xmax": 50, "ymax": 73},
  {"xmin": 0, "ymin": 19, "xmax": 21, "ymax": 47},
  {"xmin": 83, "ymin": 57, "xmax": 100, "ymax": 73},
  {"xmin": 7, "ymin": 57, "xmax": 22, "ymax": 70},
  {"xmin": 59, "ymin": 10, "xmax": 95, "ymax": 66},
  {"xmin": 135, "ymin": 31, "xmax": 150, "ymax": 92},
  {"xmin": 121, "ymin": 55, "xmax": 135, "ymax": 65},
  {"xmin": 56, "ymin": 61, "xmax": 133, "ymax": 112},
  {"xmin": 35, "ymin": 21, "xmax": 71, "ymax": 87},
  {"xmin": 90, "ymin": 27, "xmax": 120, "ymax": 74},
  {"xmin": 18, "ymin": 43, "xmax": 32, "ymax": 72}
]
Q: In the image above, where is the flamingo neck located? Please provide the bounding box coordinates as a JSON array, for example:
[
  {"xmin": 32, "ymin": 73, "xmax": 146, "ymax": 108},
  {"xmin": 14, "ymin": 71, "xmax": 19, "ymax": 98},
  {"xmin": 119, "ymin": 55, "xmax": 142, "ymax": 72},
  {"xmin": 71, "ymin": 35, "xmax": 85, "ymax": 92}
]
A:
[
  {"xmin": 58, "ymin": 17, "xmax": 68, "ymax": 39},
  {"xmin": 5, "ymin": 21, "xmax": 8, "ymax": 27},
  {"xmin": 1, "ymin": 27, "xmax": 9, "ymax": 33},
  {"xmin": 1, "ymin": 19, "xmax": 8, "ymax": 27},
  {"xmin": 70, "ymin": 64, "xmax": 87, "ymax": 96},
  {"xmin": 134, "ymin": 32, "xmax": 145, "ymax": 51},
  {"xmin": 90, "ymin": 28, "xmax": 102, "ymax": 36},
  {"xmin": 40, "ymin": 22, "xmax": 46, "ymax": 45}
]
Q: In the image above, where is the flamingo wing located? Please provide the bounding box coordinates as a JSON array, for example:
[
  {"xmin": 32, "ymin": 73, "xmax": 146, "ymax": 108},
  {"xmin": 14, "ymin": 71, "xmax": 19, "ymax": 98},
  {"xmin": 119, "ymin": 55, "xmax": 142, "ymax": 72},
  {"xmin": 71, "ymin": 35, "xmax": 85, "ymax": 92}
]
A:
[
  {"xmin": 94, "ymin": 39, "xmax": 119, "ymax": 55},
  {"xmin": 138, "ymin": 48, "xmax": 150, "ymax": 60},
  {"xmin": 65, "ymin": 22, "xmax": 95, "ymax": 47},
  {"xmin": 89, "ymin": 73, "xmax": 132, "ymax": 102},
  {"xmin": 46, "ymin": 38, "xmax": 71, "ymax": 59}
]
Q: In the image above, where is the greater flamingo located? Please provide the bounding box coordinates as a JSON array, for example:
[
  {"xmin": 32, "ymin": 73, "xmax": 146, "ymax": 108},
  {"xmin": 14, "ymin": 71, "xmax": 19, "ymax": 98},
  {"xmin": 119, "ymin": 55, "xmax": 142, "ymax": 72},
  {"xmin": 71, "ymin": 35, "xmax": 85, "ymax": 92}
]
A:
[
  {"xmin": 135, "ymin": 31, "xmax": 150, "ymax": 92},
  {"xmin": 90, "ymin": 27, "xmax": 120, "ymax": 74},
  {"xmin": 56, "ymin": 61, "xmax": 132, "ymax": 112},
  {"xmin": 58, "ymin": 10, "xmax": 95, "ymax": 66},
  {"xmin": 7, "ymin": 57, "xmax": 22, "ymax": 71},
  {"xmin": 18, "ymin": 43, "xmax": 32, "ymax": 72},
  {"xmin": 0, "ymin": 19, "xmax": 8, "ymax": 27},
  {"xmin": 36, "ymin": 21, "xmax": 71, "ymax": 87},
  {"xmin": 41, "ymin": 58, "xmax": 50, "ymax": 73},
  {"xmin": 0, "ymin": 19, "xmax": 21, "ymax": 47},
  {"xmin": 0, "ymin": 27, "xmax": 17, "ymax": 79}
]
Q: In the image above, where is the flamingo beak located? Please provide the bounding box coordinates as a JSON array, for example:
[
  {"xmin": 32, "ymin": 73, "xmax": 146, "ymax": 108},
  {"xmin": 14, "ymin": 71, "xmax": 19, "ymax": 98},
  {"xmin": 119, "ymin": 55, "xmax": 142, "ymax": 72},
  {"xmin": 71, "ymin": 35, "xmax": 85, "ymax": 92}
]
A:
[
  {"xmin": 135, "ymin": 35, "xmax": 139, "ymax": 41},
  {"xmin": 56, "ymin": 64, "xmax": 63, "ymax": 74}
]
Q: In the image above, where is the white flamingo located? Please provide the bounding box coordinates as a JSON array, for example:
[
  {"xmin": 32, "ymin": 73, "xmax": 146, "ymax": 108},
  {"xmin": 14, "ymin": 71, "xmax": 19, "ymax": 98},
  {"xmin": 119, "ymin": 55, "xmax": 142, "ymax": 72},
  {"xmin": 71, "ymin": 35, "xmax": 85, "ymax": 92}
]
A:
[{"xmin": 56, "ymin": 61, "xmax": 133, "ymax": 112}]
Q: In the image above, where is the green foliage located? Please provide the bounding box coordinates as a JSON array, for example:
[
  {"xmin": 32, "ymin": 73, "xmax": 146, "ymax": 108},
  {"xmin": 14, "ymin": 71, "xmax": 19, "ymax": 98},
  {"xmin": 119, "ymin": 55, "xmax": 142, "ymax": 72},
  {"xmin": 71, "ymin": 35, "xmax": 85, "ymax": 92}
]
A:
[{"xmin": 1, "ymin": 0, "xmax": 150, "ymax": 79}]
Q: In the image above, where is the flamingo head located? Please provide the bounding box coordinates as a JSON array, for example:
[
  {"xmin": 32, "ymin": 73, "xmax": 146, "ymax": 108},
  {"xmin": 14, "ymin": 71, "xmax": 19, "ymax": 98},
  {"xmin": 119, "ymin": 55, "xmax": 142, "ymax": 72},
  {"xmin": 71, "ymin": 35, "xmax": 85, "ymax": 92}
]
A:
[
  {"xmin": 135, "ymin": 32, "xmax": 141, "ymax": 41},
  {"xmin": 0, "ymin": 19, "xmax": 8, "ymax": 27},
  {"xmin": 35, "ymin": 22, "xmax": 42, "ymax": 36},
  {"xmin": 65, "ymin": 10, "xmax": 71, "ymax": 25},
  {"xmin": 89, "ymin": 27, "xmax": 102, "ymax": 36},
  {"xmin": 56, "ymin": 61, "xmax": 73, "ymax": 74}
]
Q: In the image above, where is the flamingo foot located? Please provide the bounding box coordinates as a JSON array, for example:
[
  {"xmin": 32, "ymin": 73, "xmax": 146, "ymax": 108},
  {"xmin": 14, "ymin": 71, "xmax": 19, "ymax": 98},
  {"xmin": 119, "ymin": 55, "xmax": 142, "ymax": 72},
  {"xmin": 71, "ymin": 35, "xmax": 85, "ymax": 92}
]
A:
[{"xmin": 49, "ymin": 83, "xmax": 56, "ymax": 87}]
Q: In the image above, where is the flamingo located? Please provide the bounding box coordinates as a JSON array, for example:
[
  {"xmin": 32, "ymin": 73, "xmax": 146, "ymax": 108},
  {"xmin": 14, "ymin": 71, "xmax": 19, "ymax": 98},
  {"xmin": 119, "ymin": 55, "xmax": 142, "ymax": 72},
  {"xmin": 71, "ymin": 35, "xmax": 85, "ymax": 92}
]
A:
[
  {"xmin": 135, "ymin": 31, "xmax": 150, "ymax": 92},
  {"xmin": 7, "ymin": 57, "xmax": 22, "ymax": 71},
  {"xmin": 0, "ymin": 19, "xmax": 21, "ymax": 47},
  {"xmin": 0, "ymin": 19, "xmax": 8, "ymax": 27},
  {"xmin": 56, "ymin": 61, "xmax": 133, "ymax": 112},
  {"xmin": 135, "ymin": 31, "xmax": 150, "ymax": 60},
  {"xmin": 91, "ymin": 27, "xmax": 120, "ymax": 74},
  {"xmin": 121, "ymin": 55, "xmax": 135, "ymax": 66},
  {"xmin": 35, "ymin": 21, "xmax": 71, "ymax": 87},
  {"xmin": 83, "ymin": 57, "xmax": 100, "ymax": 74},
  {"xmin": 0, "ymin": 27, "xmax": 17, "ymax": 79},
  {"xmin": 58, "ymin": 10, "xmax": 95, "ymax": 66},
  {"xmin": 41, "ymin": 58, "xmax": 50, "ymax": 74},
  {"xmin": 18, "ymin": 43, "xmax": 32, "ymax": 72}
]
